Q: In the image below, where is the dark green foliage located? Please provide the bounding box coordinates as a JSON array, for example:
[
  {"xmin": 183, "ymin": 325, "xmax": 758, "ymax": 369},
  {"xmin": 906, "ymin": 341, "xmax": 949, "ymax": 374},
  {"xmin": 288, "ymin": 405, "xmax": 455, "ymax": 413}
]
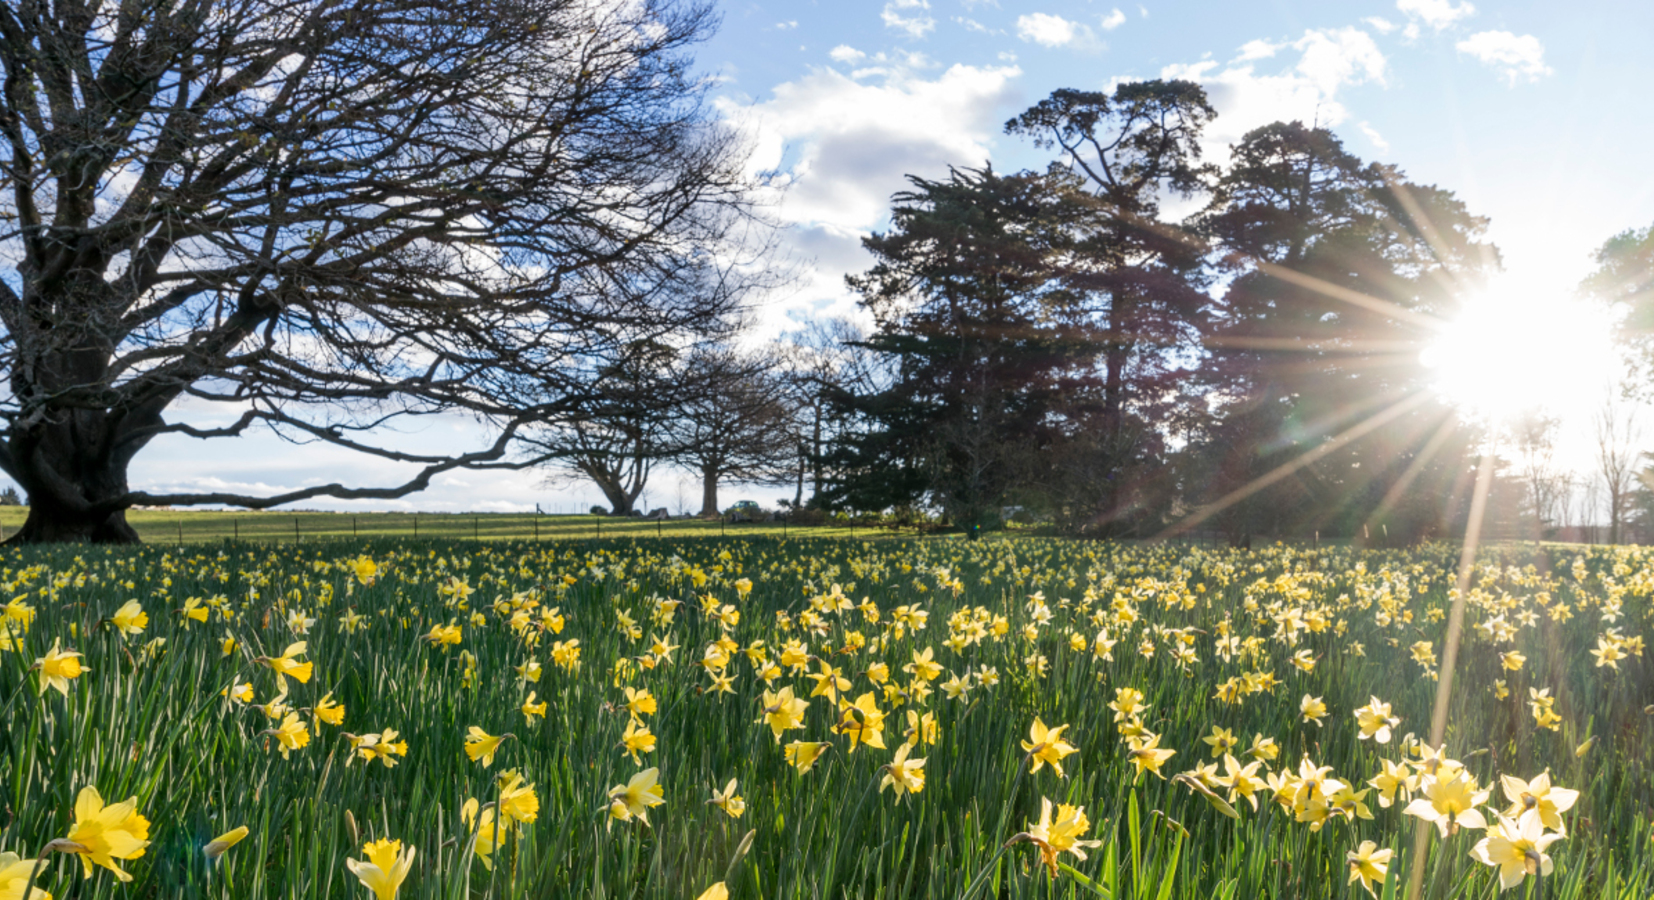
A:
[{"xmin": 1184, "ymin": 122, "xmax": 1501, "ymax": 544}]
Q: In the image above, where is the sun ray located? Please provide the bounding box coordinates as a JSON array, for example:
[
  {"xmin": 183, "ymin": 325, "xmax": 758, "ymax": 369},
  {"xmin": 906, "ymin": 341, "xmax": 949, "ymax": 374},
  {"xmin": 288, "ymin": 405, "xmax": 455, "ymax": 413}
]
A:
[{"xmin": 1157, "ymin": 389, "xmax": 1438, "ymax": 539}]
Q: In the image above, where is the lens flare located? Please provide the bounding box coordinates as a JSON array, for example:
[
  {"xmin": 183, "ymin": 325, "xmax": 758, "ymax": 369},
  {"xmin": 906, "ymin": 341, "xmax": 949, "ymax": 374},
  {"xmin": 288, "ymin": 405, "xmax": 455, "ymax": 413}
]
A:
[{"xmin": 1421, "ymin": 280, "xmax": 1620, "ymax": 421}]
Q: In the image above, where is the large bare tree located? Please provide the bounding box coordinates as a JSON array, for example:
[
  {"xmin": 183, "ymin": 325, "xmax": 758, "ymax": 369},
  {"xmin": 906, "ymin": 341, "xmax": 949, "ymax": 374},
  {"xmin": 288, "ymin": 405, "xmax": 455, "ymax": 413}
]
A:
[
  {"xmin": 667, "ymin": 346, "xmax": 794, "ymax": 516},
  {"xmin": 1593, "ymin": 387, "xmax": 1643, "ymax": 544},
  {"xmin": 0, "ymin": 0, "xmax": 766, "ymax": 541}
]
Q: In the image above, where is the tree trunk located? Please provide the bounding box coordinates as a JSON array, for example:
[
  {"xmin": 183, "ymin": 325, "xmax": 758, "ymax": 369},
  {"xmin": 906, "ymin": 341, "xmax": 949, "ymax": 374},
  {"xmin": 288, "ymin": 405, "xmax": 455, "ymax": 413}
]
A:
[
  {"xmin": 809, "ymin": 401, "xmax": 823, "ymax": 506},
  {"xmin": 593, "ymin": 477, "xmax": 637, "ymax": 516},
  {"xmin": 699, "ymin": 468, "xmax": 719, "ymax": 517},
  {"xmin": 793, "ymin": 440, "xmax": 805, "ymax": 509},
  {"xmin": 1098, "ymin": 294, "xmax": 1131, "ymax": 533},
  {"xmin": 5, "ymin": 413, "xmax": 146, "ymax": 544}
]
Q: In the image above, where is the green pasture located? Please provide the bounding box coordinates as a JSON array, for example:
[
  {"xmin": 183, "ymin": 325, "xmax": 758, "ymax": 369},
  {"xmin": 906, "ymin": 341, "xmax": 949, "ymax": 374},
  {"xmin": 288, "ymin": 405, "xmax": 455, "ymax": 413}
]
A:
[{"xmin": 0, "ymin": 508, "xmax": 905, "ymax": 544}]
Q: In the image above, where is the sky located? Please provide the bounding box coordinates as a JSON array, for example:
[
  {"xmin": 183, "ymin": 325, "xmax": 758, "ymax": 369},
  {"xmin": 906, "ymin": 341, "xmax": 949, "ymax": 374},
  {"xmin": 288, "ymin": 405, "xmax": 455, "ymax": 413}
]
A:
[{"xmin": 106, "ymin": 0, "xmax": 1654, "ymax": 514}]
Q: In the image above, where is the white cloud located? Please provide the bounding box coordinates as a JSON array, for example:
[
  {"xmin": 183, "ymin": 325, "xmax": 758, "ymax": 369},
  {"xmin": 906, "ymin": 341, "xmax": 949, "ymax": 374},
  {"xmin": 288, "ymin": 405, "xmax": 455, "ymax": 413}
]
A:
[
  {"xmin": 1236, "ymin": 38, "xmax": 1282, "ymax": 61},
  {"xmin": 1005, "ymin": 12, "xmax": 1098, "ymax": 49},
  {"xmin": 776, "ymin": 20, "xmax": 798, "ymax": 30},
  {"xmin": 1294, "ymin": 27, "xmax": 1386, "ymax": 95},
  {"xmin": 1456, "ymin": 31, "xmax": 1552, "ymax": 85},
  {"xmin": 1100, "ymin": 8, "xmax": 1127, "ymax": 30},
  {"xmin": 717, "ymin": 61, "xmax": 1022, "ymax": 335},
  {"xmin": 1396, "ymin": 0, "xmax": 1475, "ymax": 31},
  {"xmin": 1359, "ymin": 121, "xmax": 1390, "ymax": 152},
  {"xmin": 1363, "ymin": 16, "xmax": 1397, "ymax": 35},
  {"xmin": 1017, "ymin": 12, "xmax": 1080, "ymax": 47},
  {"xmin": 955, "ymin": 16, "xmax": 998, "ymax": 35},
  {"xmin": 883, "ymin": 0, "xmax": 935, "ymax": 38},
  {"xmin": 829, "ymin": 45, "xmax": 866, "ymax": 64},
  {"xmin": 1156, "ymin": 27, "xmax": 1389, "ymax": 166}
]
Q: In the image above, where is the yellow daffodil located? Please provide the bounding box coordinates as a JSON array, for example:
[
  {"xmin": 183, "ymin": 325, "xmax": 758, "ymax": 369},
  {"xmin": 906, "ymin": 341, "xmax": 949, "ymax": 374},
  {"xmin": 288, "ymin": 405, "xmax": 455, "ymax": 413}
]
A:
[
  {"xmin": 1246, "ymin": 733, "xmax": 1280, "ymax": 762},
  {"xmin": 619, "ymin": 720, "xmax": 655, "ymax": 763},
  {"xmin": 258, "ymin": 642, "xmax": 313, "ymax": 688},
  {"xmin": 465, "ymin": 727, "xmax": 509, "ymax": 767},
  {"xmin": 1346, "ymin": 840, "xmax": 1392, "ymax": 897},
  {"xmin": 1021, "ymin": 719, "xmax": 1079, "ymax": 777},
  {"xmin": 0, "ymin": 851, "xmax": 52, "ymax": 899},
  {"xmin": 606, "ymin": 768, "xmax": 665, "ymax": 830},
  {"xmin": 1202, "ymin": 726, "xmax": 1238, "ymax": 758},
  {"xmin": 34, "ymin": 638, "xmax": 87, "ymax": 696},
  {"xmin": 1300, "ymin": 694, "xmax": 1328, "ymax": 726},
  {"xmin": 785, "ymin": 740, "xmax": 829, "ymax": 773},
  {"xmin": 1403, "ymin": 770, "xmax": 1489, "ymax": 837},
  {"xmin": 709, "ymin": 778, "xmax": 746, "ymax": 818},
  {"xmin": 1354, "ymin": 697, "xmax": 1399, "ymax": 743},
  {"xmin": 265, "ymin": 712, "xmax": 310, "ymax": 758},
  {"xmin": 623, "ymin": 686, "xmax": 657, "ymax": 719},
  {"xmin": 110, "ymin": 600, "xmax": 148, "ymax": 637},
  {"xmin": 1219, "ymin": 754, "xmax": 1267, "ymax": 811},
  {"xmin": 314, "ymin": 692, "xmax": 345, "ymax": 727},
  {"xmin": 521, "ymin": 692, "xmax": 547, "ymax": 723},
  {"xmin": 345, "ymin": 838, "xmax": 414, "ymax": 900},
  {"xmin": 1109, "ymin": 687, "xmax": 1147, "ymax": 722},
  {"xmin": 1018, "ymin": 797, "xmax": 1103, "ymax": 876},
  {"xmin": 834, "ymin": 692, "xmax": 886, "ymax": 753},
  {"xmin": 1369, "ymin": 757, "xmax": 1415, "ymax": 808},
  {"xmin": 425, "ymin": 620, "xmax": 462, "ymax": 648},
  {"xmin": 204, "ymin": 826, "xmax": 249, "ymax": 861},
  {"xmin": 1127, "ymin": 733, "xmax": 1176, "ymax": 781},
  {"xmin": 903, "ymin": 709, "xmax": 938, "ymax": 748},
  {"xmin": 351, "ymin": 557, "xmax": 379, "ymax": 585},
  {"xmin": 1471, "ymin": 810, "xmax": 1564, "ymax": 891},
  {"xmin": 496, "ymin": 769, "xmax": 540, "ymax": 826},
  {"xmin": 1500, "ymin": 772, "xmax": 1578, "ymax": 834},
  {"xmin": 64, "ymin": 786, "xmax": 151, "ymax": 881},
  {"xmin": 349, "ymin": 730, "xmax": 408, "ymax": 768},
  {"xmin": 879, "ymin": 743, "xmax": 926, "ymax": 800},
  {"xmin": 461, "ymin": 799, "xmax": 503, "ymax": 870}
]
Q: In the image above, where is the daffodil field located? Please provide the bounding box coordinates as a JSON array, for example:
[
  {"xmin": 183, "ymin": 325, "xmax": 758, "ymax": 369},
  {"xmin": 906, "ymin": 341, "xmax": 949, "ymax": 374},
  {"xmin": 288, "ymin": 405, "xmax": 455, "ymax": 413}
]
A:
[{"xmin": 2, "ymin": 537, "xmax": 1651, "ymax": 900}]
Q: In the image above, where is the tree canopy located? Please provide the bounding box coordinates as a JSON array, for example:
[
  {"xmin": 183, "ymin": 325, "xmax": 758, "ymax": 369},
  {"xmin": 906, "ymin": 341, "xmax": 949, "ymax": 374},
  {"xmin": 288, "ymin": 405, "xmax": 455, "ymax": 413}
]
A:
[{"xmin": 0, "ymin": 0, "xmax": 768, "ymax": 540}]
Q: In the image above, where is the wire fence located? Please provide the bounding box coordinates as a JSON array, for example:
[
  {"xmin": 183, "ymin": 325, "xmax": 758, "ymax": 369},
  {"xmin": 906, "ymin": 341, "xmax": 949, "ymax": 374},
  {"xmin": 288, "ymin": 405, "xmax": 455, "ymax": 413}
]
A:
[{"xmin": 0, "ymin": 510, "xmax": 929, "ymax": 545}]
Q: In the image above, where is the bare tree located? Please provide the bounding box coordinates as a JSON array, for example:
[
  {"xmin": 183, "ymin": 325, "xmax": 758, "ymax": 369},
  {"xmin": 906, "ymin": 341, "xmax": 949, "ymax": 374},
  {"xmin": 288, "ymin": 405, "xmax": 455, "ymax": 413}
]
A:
[
  {"xmin": 776, "ymin": 316, "xmax": 889, "ymax": 508},
  {"xmin": 1594, "ymin": 387, "xmax": 1643, "ymax": 544},
  {"xmin": 528, "ymin": 340, "xmax": 680, "ymax": 516},
  {"xmin": 667, "ymin": 347, "xmax": 795, "ymax": 516},
  {"xmin": 1511, "ymin": 411, "xmax": 1568, "ymax": 538},
  {"xmin": 0, "ymin": 0, "xmax": 770, "ymax": 541}
]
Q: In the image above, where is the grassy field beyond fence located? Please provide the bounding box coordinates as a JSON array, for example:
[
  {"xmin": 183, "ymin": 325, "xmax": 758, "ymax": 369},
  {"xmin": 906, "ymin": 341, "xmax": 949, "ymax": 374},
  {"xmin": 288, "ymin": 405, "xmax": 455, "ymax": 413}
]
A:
[{"xmin": 0, "ymin": 508, "xmax": 909, "ymax": 544}]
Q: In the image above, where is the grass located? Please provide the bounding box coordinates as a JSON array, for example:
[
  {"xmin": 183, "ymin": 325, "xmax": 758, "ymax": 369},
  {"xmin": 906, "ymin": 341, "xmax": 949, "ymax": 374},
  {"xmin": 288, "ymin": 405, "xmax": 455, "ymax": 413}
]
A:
[
  {"xmin": 0, "ymin": 508, "xmax": 909, "ymax": 544},
  {"xmin": 0, "ymin": 536, "xmax": 1648, "ymax": 899}
]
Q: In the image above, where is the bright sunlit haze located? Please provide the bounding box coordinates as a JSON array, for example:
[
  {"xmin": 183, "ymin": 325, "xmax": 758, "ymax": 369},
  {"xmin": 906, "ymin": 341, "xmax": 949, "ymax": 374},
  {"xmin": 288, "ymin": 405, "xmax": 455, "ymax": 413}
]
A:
[{"xmin": 1423, "ymin": 278, "xmax": 1622, "ymax": 425}]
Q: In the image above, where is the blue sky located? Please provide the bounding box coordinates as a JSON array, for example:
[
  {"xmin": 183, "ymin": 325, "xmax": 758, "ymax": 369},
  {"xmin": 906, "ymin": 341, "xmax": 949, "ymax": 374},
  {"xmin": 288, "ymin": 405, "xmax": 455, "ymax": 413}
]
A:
[{"xmin": 113, "ymin": 0, "xmax": 1654, "ymax": 513}]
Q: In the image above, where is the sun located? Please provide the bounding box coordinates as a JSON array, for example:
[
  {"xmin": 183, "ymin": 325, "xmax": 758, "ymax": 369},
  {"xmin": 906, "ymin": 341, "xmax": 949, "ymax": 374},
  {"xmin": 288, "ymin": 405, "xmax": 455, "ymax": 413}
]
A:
[{"xmin": 1420, "ymin": 277, "xmax": 1621, "ymax": 422}]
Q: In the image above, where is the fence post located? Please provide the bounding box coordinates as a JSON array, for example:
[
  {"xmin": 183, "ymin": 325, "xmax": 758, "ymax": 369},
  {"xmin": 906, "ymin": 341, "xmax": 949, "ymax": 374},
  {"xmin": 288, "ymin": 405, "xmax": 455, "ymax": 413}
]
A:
[
  {"xmin": 234, "ymin": 519, "xmax": 238, "ymax": 541},
  {"xmin": 474, "ymin": 517, "xmax": 479, "ymax": 541},
  {"xmin": 534, "ymin": 516, "xmax": 539, "ymax": 541},
  {"xmin": 294, "ymin": 517, "xmax": 299, "ymax": 543},
  {"xmin": 178, "ymin": 521, "xmax": 183, "ymax": 545}
]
